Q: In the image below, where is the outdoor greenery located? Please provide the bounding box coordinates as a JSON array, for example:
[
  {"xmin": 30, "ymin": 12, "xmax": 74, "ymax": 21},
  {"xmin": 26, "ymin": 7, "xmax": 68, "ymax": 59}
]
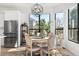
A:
[
  {"xmin": 34, "ymin": 19, "xmax": 50, "ymax": 33},
  {"xmin": 69, "ymin": 5, "xmax": 77, "ymax": 28},
  {"xmin": 30, "ymin": 14, "xmax": 50, "ymax": 37}
]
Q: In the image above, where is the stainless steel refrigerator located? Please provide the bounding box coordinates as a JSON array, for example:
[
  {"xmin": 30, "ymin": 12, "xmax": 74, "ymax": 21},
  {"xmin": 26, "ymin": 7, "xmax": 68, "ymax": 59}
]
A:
[{"xmin": 4, "ymin": 20, "xmax": 18, "ymax": 48}]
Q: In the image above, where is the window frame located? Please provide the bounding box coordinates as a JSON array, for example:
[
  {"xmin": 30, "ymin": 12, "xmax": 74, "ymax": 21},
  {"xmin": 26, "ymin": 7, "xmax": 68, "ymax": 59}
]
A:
[
  {"xmin": 55, "ymin": 13, "xmax": 64, "ymax": 35},
  {"xmin": 29, "ymin": 14, "xmax": 50, "ymax": 36},
  {"xmin": 68, "ymin": 4, "xmax": 79, "ymax": 43}
]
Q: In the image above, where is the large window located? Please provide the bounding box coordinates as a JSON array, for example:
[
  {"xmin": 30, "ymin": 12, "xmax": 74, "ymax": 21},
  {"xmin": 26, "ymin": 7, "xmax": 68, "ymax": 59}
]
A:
[
  {"xmin": 68, "ymin": 4, "xmax": 79, "ymax": 43},
  {"xmin": 55, "ymin": 13, "xmax": 64, "ymax": 45},
  {"xmin": 29, "ymin": 14, "xmax": 50, "ymax": 38}
]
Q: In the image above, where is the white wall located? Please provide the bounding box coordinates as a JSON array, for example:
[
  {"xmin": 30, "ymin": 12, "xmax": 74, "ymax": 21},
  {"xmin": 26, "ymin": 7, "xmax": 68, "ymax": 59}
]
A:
[
  {"xmin": 4, "ymin": 10, "xmax": 19, "ymax": 20},
  {"xmin": 0, "ymin": 12, "xmax": 4, "ymax": 47},
  {"xmin": 53, "ymin": 3, "xmax": 79, "ymax": 55}
]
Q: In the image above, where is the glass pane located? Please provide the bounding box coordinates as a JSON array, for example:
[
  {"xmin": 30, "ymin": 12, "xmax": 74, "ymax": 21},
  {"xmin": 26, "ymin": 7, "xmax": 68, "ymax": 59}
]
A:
[
  {"xmin": 69, "ymin": 4, "xmax": 77, "ymax": 28},
  {"xmin": 56, "ymin": 13, "xmax": 64, "ymax": 28},
  {"xmin": 55, "ymin": 13, "xmax": 64, "ymax": 47},
  {"xmin": 30, "ymin": 14, "xmax": 39, "ymax": 29},
  {"xmin": 56, "ymin": 30, "xmax": 63, "ymax": 39},
  {"xmin": 40, "ymin": 14, "xmax": 50, "ymax": 32},
  {"xmin": 68, "ymin": 4, "xmax": 78, "ymax": 43},
  {"xmin": 69, "ymin": 29, "xmax": 78, "ymax": 43},
  {"xmin": 56, "ymin": 30, "xmax": 63, "ymax": 46},
  {"xmin": 29, "ymin": 14, "xmax": 50, "ymax": 38}
]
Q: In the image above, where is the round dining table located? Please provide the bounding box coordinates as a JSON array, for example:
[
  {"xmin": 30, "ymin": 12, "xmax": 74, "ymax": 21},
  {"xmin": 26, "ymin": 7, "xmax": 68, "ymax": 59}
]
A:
[{"xmin": 32, "ymin": 36, "xmax": 49, "ymax": 47}]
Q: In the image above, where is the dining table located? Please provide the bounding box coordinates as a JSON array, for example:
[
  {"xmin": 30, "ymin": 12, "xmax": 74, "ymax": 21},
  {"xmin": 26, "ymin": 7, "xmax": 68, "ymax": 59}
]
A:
[
  {"xmin": 31, "ymin": 36, "xmax": 49, "ymax": 56},
  {"xmin": 32, "ymin": 36, "xmax": 49, "ymax": 41},
  {"xmin": 32, "ymin": 36, "xmax": 49, "ymax": 47}
]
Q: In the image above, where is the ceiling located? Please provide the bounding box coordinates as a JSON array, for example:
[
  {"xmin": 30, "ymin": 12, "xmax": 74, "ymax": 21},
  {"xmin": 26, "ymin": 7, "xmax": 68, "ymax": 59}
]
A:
[
  {"xmin": 0, "ymin": 3, "xmax": 60, "ymax": 9},
  {"xmin": 0, "ymin": 3, "xmax": 75, "ymax": 13}
]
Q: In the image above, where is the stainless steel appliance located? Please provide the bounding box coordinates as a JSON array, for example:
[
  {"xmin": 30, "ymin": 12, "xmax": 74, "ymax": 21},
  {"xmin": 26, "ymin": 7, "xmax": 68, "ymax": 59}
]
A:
[{"xmin": 4, "ymin": 20, "xmax": 18, "ymax": 48}]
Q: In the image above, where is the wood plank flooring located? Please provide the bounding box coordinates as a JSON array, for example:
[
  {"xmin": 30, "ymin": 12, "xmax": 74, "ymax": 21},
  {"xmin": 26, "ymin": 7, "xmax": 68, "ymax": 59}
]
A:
[{"xmin": 0, "ymin": 47, "xmax": 74, "ymax": 56}]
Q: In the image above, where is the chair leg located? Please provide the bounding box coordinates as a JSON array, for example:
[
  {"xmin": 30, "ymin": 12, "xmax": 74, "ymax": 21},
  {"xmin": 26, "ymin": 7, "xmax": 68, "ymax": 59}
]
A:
[
  {"xmin": 43, "ymin": 53, "xmax": 45, "ymax": 56},
  {"xmin": 48, "ymin": 50, "xmax": 50, "ymax": 56},
  {"xmin": 40, "ymin": 49, "xmax": 43, "ymax": 56},
  {"xmin": 25, "ymin": 50, "xmax": 29, "ymax": 56}
]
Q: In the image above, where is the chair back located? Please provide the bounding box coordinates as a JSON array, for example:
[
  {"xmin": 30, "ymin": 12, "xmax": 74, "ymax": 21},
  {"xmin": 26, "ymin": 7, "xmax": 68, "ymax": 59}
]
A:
[
  {"xmin": 47, "ymin": 33, "xmax": 52, "ymax": 50},
  {"xmin": 24, "ymin": 33, "xmax": 32, "ymax": 49},
  {"xmin": 42, "ymin": 33, "xmax": 52, "ymax": 49}
]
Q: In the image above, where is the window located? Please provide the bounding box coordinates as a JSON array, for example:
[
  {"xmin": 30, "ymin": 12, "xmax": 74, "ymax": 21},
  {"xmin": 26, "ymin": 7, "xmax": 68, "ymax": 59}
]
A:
[
  {"xmin": 55, "ymin": 13, "xmax": 64, "ymax": 45},
  {"xmin": 68, "ymin": 4, "xmax": 79, "ymax": 43},
  {"xmin": 29, "ymin": 14, "xmax": 50, "ymax": 38},
  {"xmin": 56, "ymin": 13, "xmax": 64, "ymax": 29}
]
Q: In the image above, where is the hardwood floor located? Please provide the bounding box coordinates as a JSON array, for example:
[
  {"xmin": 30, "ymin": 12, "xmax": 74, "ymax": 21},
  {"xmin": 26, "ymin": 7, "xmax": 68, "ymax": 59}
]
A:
[
  {"xmin": 0, "ymin": 47, "xmax": 74, "ymax": 56},
  {"xmin": 0, "ymin": 47, "xmax": 26, "ymax": 56},
  {"xmin": 57, "ymin": 48, "xmax": 74, "ymax": 56}
]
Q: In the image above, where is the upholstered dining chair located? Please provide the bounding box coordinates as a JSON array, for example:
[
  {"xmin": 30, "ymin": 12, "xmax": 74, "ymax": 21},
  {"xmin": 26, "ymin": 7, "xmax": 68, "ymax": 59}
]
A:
[
  {"xmin": 41, "ymin": 33, "xmax": 52, "ymax": 56},
  {"xmin": 24, "ymin": 33, "xmax": 42, "ymax": 56},
  {"xmin": 24, "ymin": 33, "xmax": 32, "ymax": 56}
]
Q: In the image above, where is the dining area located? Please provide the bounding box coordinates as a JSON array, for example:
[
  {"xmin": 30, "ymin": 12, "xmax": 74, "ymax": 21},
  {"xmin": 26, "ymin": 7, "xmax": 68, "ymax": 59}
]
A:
[
  {"xmin": 0, "ymin": 3, "xmax": 76, "ymax": 56},
  {"xmin": 0, "ymin": 30, "xmax": 73, "ymax": 56},
  {"xmin": 0, "ymin": 3, "xmax": 58, "ymax": 56},
  {"xmin": 19, "ymin": 21, "xmax": 69, "ymax": 56},
  {"xmin": 23, "ymin": 32, "xmax": 52, "ymax": 56},
  {"xmin": 20, "ymin": 29, "xmax": 68, "ymax": 56}
]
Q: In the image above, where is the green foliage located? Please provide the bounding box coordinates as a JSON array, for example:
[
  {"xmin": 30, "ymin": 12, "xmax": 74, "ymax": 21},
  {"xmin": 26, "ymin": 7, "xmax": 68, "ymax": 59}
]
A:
[
  {"xmin": 34, "ymin": 19, "xmax": 50, "ymax": 33},
  {"xmin": 70, "ymin": 8, "xmax": 77, "ymax": 20}
]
